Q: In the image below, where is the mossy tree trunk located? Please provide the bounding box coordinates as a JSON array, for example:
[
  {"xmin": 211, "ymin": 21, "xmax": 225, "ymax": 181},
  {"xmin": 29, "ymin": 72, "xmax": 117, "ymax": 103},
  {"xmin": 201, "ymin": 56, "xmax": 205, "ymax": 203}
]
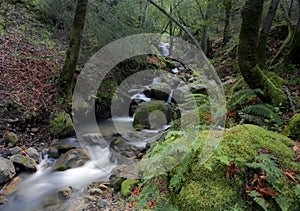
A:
[
  {"xmin": 238, "ymin": 0, "xmax": 288, "ymax": 106},
  {"xmin": 60, "ymin": 0, "xmax": 89, "ymax": 107},
  {"xmin": 285, "ymin": 0, "xmax": 300, "ymax": 65},
  {"xmin": 222, "ymin": 0, "xmax": 232, "ymax": 46},
  {"xmin": 256, "ymin": 0, "xmax": 279, "ymax": 69}
]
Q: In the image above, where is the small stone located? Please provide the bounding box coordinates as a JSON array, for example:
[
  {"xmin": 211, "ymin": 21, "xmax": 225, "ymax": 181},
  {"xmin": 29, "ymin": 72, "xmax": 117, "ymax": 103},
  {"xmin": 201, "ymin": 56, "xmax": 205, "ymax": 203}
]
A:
[
  {"xmin": 0, "ymin": 194, "xmax": 7, "ymax": 204},
  {"xmin": 57, "ymin": 187, "xmax": 72, "ymax": 199},
  {"xmin": 96, "ymin": 199, "xmax": 109, "ymax": 208},
  {"xmin": 84, "ymin": 195, "xmax": 98, "ymax": 202},
  {"xmin": 31, "ymin": 127, "xmax": 39, "ymax": 133},
  {"xmin": 98, "ymin": 184, "xmax": 109, "ymax": 190},
  {"xmin": 88, "ymin": 188, "xmax": 103, "ymax": 195},
  {"xmin": 7, "ymin": 132, "xmax": 18, "ymax": 147}
]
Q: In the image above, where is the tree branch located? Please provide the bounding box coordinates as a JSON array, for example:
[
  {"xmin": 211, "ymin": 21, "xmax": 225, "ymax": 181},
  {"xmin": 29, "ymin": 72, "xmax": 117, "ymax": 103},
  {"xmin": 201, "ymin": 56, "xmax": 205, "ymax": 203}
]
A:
[{"xmin": 147, "ymin": 0, "xmax": 201, "ymax": 50}]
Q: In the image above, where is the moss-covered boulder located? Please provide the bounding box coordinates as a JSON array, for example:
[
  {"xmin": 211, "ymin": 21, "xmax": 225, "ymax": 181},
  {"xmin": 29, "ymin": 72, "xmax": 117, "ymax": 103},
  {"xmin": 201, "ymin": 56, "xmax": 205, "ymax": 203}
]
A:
[
  {"xmin": 133, "ymin": 101, "xmax": 176, "ymax": 130},
  {"xmin": 50, "ymin": 112, "xmax": 75, "ymax": 138},
  {"xmin": 10, "ymin": 154, "xmax": 38, "ymax": 171},
  {"xmin": 283, "ymin": 113, "xmax": 300, "ymax": 141},
  {"xmin": 170, "ymin": 124, "xmax": 299, "ymax": 210},
  {"xmin": 121, "ymin": 179, "xmax": 138, "ymax": 197},
  {"xmin": 52, "ymin": 149, "xmax": 89, "ymax": 171}
]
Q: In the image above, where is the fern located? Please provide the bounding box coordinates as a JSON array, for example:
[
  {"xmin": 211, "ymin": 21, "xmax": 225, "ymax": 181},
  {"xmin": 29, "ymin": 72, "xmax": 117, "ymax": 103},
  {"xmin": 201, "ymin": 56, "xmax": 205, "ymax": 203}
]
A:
[
  {"xmin": 247, "ymin": 190, "xmax": 268, "ymax": 211},
  {"xmin": 240, "ymin": 104, "xmax": 282, "ymax": 125},
  {"xmin": 227, "ymin": 88, "xmax": 263, "ymax": 110}
]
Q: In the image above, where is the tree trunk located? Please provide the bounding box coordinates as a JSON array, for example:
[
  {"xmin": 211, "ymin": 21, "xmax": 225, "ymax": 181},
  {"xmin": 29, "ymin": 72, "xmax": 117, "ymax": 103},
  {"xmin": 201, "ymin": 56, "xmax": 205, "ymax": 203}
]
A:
[
  {"xmin": 238, "ymin": 0, "xmax": 287, "ymax": 106},
  {"xmin": 222, "ymin": 0, "xmax": 232, "ymax": 46},
  {"xmin": 256, "ymin": 0, "xmax": 279, "ymax": 69},
  {"xmin": 285, "ymin": 0, "xmax": 300, "ymax": 65},
  {"xmin": 60, "ymin": 0, "xmax": 89, "ymax": 106}
]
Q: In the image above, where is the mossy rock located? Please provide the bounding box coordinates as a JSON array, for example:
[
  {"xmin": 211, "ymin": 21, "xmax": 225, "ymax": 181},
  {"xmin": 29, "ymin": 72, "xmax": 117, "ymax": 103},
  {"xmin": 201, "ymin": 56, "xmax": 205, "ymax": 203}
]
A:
[
  {"xmin": 283, "ymin": 113, "xmax": 300, "ymax": 141},
  {"xmin": 50, "ymin": 112, "xmax": 75, "ymax": 138},
  {"xmin": 133, "ymin": 101, "xmax": 176, "ymax": 130},
  {"xmin": 170, "ymin": 124, "xmax": 299, "ymax": 210},
  {"xmin": 121, "ymin": 179, "xmax": 138, "ymax": 197},
  {"xmin": 52, "ymin": 149, "xmax": 89, "ymax": 171}
]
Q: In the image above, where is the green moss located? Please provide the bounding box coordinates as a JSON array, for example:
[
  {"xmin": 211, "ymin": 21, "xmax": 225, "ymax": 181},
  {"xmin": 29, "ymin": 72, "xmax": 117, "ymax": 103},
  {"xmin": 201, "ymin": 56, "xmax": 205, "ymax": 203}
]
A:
[
  {"xmin": 55, "ymin": 164, "xmax": 68, "ymax": 171},
  {"xmin": 170, "ymin": 124, "xmax": 299, "ymax": 210},
  {"xmin": 50, "ymin": 111, "xmax": 74, "ymax": 138},
  {"xmin": 283, "ymin": 113, "xmax": 300, "ymax": 141},
  {"xmin": 121, "ymin": 179, "xmax": 138, "ymax": 197}
]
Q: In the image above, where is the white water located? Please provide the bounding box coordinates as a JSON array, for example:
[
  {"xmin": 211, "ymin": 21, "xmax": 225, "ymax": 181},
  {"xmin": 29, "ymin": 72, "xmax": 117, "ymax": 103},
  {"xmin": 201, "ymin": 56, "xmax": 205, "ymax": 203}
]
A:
[{"xmin": 2, "ymin": 145, "xmax": 116, "ymax": 211}]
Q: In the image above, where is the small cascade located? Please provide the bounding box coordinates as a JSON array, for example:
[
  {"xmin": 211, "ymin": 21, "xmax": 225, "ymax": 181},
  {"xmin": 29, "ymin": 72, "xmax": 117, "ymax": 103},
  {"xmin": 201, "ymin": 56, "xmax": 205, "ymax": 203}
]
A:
[
  {"xmin": 2, "ymin": 145, "xmax": 116, "ymax": 211},
  {"xmin": 167, "ymin": 90, "xmax": 174, "ymax": 103}
]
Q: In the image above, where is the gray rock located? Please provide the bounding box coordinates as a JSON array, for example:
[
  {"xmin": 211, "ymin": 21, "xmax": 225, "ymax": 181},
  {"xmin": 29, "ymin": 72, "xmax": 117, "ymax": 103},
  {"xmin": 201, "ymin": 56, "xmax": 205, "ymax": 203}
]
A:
[
  {"xmin": 57, "ymin": 187, "xmax": 72, "ymax": 199},
  {"xmin": 0, "ymin": 157, "xmax": 16, "ymax": 184},
  {"xmin": 133, "ymin": 101, "xmax": 176, "ymax": 129},
  {"xmin": 10, "ymin": 154, "xmax": 38, "ymax": 171},
  {"xmin": 0, "ymin": 194, "xmax": 7, "ymax": 204},
  {"xmin": 97, "ymin": 199, "xmax": 109, "ymax": 208},
  {"xmin": 9, "ymin": 146, "xmax": 23, "ymax": 155},
  {"xmin": 150, "ymin": 82, "xmax": 172, "ymax": 101},
  {"xmin": 25, "ymin": 147, "xmax": 40, "ymax": 163},
  {"xmin": 88, "ymin": 188, "xmax": 103, "ymax": 195},
  {"xmin": 47, "ymin": 147, "xmax": 59, "ymax": 159},
  {"xmin": 52, "ymin": 149, "xmax": 89, "ymax": 171}
]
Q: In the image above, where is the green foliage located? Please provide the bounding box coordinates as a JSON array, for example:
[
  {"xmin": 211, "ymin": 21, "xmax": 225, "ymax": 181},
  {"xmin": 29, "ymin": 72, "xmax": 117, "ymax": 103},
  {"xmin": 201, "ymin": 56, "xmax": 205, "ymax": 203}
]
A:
[
  {"xmin": 246, "ymin": 154, "xmax": 300, "ymax": 210},
  {"xmin": 240, "ymin": 104, "xmax": 282, "ymax": 125}
]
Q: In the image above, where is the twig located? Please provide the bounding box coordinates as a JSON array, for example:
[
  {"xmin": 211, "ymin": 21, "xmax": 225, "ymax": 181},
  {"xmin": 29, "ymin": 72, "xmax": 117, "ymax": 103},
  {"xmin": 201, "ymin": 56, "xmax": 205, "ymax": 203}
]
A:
[{"xmin": 283, "ymin": 85, "xmax": 296, "ymax": 113}]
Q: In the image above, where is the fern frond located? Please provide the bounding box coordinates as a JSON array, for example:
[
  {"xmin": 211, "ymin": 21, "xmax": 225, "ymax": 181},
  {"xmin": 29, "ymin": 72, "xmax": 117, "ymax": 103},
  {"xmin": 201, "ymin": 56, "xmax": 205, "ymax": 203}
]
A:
[
  {"xmin": 227, "ymin": 88, "xmax": 262, "ymax": 110},
  {"xmin": 240, "ymin": 104, "xmax": 282, "ymax": 124}
]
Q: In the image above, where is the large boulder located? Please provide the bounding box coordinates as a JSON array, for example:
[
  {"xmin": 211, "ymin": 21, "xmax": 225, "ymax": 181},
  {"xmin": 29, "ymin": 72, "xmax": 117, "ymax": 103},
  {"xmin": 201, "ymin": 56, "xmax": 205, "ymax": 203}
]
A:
[
  {"xmin": 0, "ymin": 157, "xmax": 16, "ymax": 184},
  {"xmin": 133, "ymin": 101, "xmax": 177, "ymax": 130},
  {"xmin": 52, "ymin": 149, "xmax": 89, "ymax": 171},
  {"xmin": 283, "ymin": 113, "xmax": 300, "ymax": 141},
  {"xmin": 148, "ymin": 83, "xmax": 172, "ymax": 101},
  {"xmin": 167, "ymin": 124, "xmax": 300, "ymax": 210}
]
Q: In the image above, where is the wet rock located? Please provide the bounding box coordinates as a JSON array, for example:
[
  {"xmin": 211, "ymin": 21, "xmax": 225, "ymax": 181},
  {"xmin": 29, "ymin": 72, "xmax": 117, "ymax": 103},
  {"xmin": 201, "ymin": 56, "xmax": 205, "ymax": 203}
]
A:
[
  {"xmin": 52, "ymin": 149, "xmax": 89, "ymax": 171},
  {"xmin": 88, "ymin": 188, "xmax": 103, "ymax": 195},
  {"xmin": 121, "ymin": 179, "xmax": 138, "ymax": 197},
  {"xmin": 146, "ymin": 82, "xmax": 172, "ymax": 101},
  {"xmin": 9, "ymin": 146, "xmax": 23, "ymax": 155},
  {"xmin": 97, "ymin": 199, "xmax": 110, "ymax": 208},
  {"xmin": 0, "ymin": 194, "xmax": 7, "ymax": 204},
  {"xmin": 47, "ymin": 146, "xmax": 59, "ymax": 159},
  {"xmin": 133, "ymin": 101, "xmax": 176, "ymax": 129},
  {"xmin": 81, "ymin": 133, "xmax": 107, "ymax": 148},
  {"xmin": 6, "ymin": 132, "xmax": 18, "ymax": 147},
  {"xmin": 1, "ymin": 176, "xmax": 23, "ymax": 195},
  {"xmin": 10, "ymin": 154, "xmax": 38, "ymax": 171},
  {"xmin": 110, "ymin": 176, "xmax": 126, "ymax": 193},
  {"xmin": 98, "ymin": 184, "xmax": 109, "ymax": 190},
  {"xmin": 25, "ymin": 147, "xmax": 40, "ymax": 163},
  {"xmin": 84, "ymin": 195, "xmax": 98, "ymax": 202},
  {"xmin": 49, "ymin": 138, "xmax": 80, "ymax": 155},
  {"xmin": 57, "ymin": 187, "xmax": 72, "ymax": 199},
  {"xmin": 0, "ymin": 157, "xmax": 16, "ymax": 184}
]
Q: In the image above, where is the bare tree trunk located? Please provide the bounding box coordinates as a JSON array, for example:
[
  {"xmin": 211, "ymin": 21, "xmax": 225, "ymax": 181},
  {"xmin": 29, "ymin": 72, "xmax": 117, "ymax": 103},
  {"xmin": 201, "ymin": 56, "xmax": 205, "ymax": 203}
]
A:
[
  {"xmin": 238, "ymin": 0, "xmax": 287, "ymax": 106},
  {"xmin": 223, "ymin": 0, "xmax": 232, "ymax": 46},
  {"xmin": 60, "ymin": 0, "xmax": 89, "ymax": 106},
  {"xmin": 256, "ymin": 0, "xmax": 279, "ymax": 69}
]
